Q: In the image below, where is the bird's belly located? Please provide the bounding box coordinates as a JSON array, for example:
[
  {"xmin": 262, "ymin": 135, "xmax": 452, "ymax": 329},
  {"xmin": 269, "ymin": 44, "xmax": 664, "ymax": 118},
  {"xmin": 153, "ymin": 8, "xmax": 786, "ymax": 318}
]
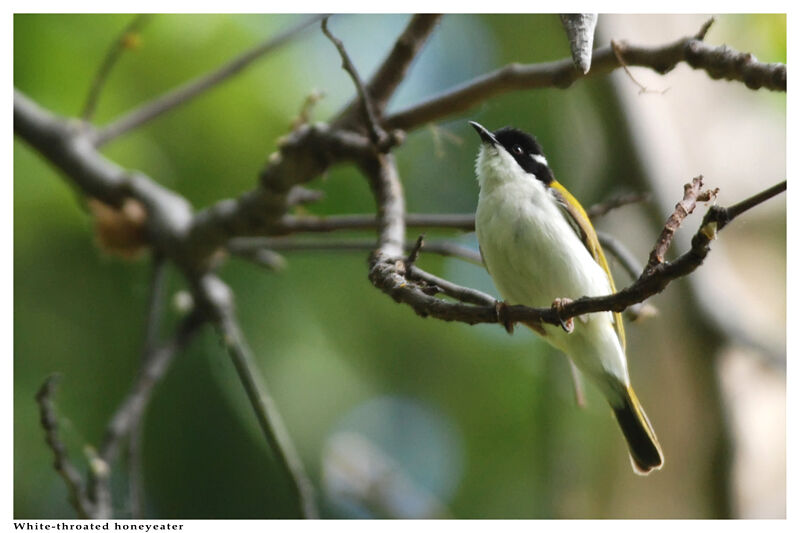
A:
[
  {"xmin": 477, "ymin": 193, "xmax": 610, "ymax": 308},
  {"xmin": 476, "ymin": 185, "xmax": 628, "ymax": 387}
]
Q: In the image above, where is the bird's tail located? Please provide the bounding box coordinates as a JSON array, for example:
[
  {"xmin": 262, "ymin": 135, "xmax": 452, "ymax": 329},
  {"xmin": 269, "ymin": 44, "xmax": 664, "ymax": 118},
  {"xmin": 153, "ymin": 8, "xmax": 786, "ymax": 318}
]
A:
[{"xmin": 611, "ymin": 385, "xmax": 664, "ymax": 475}]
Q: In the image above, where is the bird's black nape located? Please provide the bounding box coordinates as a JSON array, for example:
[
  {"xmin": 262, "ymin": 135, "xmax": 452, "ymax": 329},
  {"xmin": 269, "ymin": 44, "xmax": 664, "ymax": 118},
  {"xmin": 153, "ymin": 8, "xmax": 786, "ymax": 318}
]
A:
[{"xmin": 492, "ymin": 126, "xmax": 554, "ymax": 184}]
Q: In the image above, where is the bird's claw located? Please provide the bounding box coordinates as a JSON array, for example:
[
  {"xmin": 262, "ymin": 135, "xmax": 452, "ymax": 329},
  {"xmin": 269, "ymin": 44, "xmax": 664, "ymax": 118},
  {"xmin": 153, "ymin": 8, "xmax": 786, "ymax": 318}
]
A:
[
  {"xmin": 495, "ymin": 301, "xmax": 515, "ymax": 335},
  {"xmin": 551, "ymin": 297, "xmax": 574, "ymax": 333}
]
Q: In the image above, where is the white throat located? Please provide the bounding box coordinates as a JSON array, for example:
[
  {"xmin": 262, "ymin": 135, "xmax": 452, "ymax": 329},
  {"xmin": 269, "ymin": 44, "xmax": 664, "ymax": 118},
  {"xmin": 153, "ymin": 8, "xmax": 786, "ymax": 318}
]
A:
[{"xmin": 475, "ymin": 144, "xmax": 548, "ymax": 199}]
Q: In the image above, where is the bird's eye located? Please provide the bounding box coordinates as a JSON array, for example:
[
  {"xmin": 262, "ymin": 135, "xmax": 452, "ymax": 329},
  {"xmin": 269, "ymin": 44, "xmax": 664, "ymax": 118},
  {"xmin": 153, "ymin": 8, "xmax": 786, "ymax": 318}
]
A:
[{"xmin": 511, "ymin": 145, "xmax": 524, "ymax": 155}]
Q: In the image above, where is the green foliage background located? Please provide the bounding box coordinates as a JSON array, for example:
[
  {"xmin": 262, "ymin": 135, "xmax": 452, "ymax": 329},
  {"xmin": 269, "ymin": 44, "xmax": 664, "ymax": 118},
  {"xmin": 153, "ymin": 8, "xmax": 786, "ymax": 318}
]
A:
[{"xmin": 14, "ymin": 14, "xmax": 786, "ymax": 518}]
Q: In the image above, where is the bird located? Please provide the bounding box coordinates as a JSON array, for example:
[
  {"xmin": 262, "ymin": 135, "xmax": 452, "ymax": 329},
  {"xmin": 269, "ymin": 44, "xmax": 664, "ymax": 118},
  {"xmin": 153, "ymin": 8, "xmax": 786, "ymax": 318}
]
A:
[{"xmin": 469, "ymin": 120, "xmax": 663, "ymax": 475}]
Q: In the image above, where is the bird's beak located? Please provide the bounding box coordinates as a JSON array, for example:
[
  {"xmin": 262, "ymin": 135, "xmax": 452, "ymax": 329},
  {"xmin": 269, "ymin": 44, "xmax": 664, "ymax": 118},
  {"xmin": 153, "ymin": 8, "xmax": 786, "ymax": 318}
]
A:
[{"xmin": 469, "ymin": 121, "xmax": 497, "ymax": 146}]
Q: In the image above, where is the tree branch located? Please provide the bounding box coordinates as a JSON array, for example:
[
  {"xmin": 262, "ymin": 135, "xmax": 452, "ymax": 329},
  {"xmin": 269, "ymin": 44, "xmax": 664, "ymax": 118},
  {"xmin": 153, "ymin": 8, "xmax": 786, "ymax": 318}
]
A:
[
  {"xmin": 14, "ymin": 89, "xmax": 195, "ymax": 252},
  {"xmin": 322, "ymin": 17, "xmax": 387, "ymax": 146},
  {"xmin": 278, "ymin": 212, "xmax": 475, "ymax": 233},
  {"xmin": 36, "ymin": 375, "xmax": 94, "ymax": 518},
  {"xmin": 597, "ymin": 231, "xmax": 642, "ymax": 281},
  {"xmin": 78, "ymin": 308, "xmax": 205, "ymax": 519},
  {"xmin": 82, "ymin": 14, "xmax": 151, "ymax": 122},
  {"xmin": 596, "ymin": 232, "xmax": 655, "ymax": 322},
  {"xmin": 95, "ymin": 310, "xmax": 206, "ymax": 474},
  {"xmin": 229, "ymin": 246, "xmax": 288, "ymax": 272},
  {"xmin": 362, "ymin": 154, "xmax": 407, "ymax": 258},
  {"xmin": 192, "ymin": 274, "xmax": 318, "ymax": 519},
  {"xmin": 184, "ymin": 123, "xmax": 376, "ymax": 261},
  {"xmin": 333, "ymin": 14, "xmax": 442, "ymax": 126},
  {"xmin": 228, "ymin": 236, "xmax": 483, "ymax": 265},
  {"xmin": 366, "ymin": 179, "xmax": 785, "ymax": 329},
  {"xmin": 93, "ymin": 14, "xmax": 325, "ymax": 146},
  {"xmin": 645, "ymin": 176, "xmax": 718, "ymax": 275},
  {"xmin": 128, "ymin": 254, "xmax": 168, "ymax": 518},
  {"xmin": 406, "ymin": 265, "xmax": 495, "ymax": 306},
  {"xmin": 722, "ymin": 180, "xmax": 787, "ymax": 223},
  {"xmin": 385, "ymin": 19, "xmax": 786, "ymax": 131},
  {"xmin": 585, "ymin": 191, "xmax": 650, "ymax": 219},
  {"xmin": 361, "ymin": 14, "xmax": 442, "ymax": 112}
]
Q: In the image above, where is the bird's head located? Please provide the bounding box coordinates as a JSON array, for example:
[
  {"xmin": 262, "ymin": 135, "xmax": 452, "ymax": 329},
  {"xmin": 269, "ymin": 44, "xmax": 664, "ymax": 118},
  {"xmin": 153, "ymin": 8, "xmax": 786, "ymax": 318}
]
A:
[{"xmin": 469, "ymin": 121, "xmax": 555, "ymax": 189}]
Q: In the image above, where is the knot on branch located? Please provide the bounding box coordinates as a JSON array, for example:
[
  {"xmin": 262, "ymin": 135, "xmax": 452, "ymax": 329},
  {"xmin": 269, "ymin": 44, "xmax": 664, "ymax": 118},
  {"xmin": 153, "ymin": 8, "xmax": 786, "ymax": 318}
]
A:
[
  {"xmin": 193, "ymin": 274, "xmax": 234, "ymax": 320},
  {"xmin": 260, "ymin": 124, "xmax": 337, "ymax": 193},
  {"xmin": 88, "ymin": 197, "xmax": 149, "ymax": 259},
  {"xmin": 368, "ymin": 251, "xmax": 416, "ymax": 300},
  {"xmin": 377, "ymin": 129, "xmax": 406, "ymax": 153},
  {"xmin": 702, "ymin": 204, "xmax": 730, "ymax": 232}
]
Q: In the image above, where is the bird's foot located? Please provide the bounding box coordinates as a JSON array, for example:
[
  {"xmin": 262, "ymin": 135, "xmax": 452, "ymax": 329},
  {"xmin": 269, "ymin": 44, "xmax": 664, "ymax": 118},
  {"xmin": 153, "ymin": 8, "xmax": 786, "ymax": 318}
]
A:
[
  {"xmin": 551, "ymin": 297, "xmax": 574, "ymax": 333},
  {"xmin": 495, "ymin": 301, "xmax": 515, "ymax": 335}
]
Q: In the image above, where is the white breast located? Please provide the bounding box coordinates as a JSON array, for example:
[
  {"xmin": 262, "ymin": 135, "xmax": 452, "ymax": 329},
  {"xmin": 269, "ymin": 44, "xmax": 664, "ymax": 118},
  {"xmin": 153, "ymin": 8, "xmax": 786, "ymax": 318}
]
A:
[{"xmin": 476, "ymin": 164, "xmax": 612, "ymax": 302}]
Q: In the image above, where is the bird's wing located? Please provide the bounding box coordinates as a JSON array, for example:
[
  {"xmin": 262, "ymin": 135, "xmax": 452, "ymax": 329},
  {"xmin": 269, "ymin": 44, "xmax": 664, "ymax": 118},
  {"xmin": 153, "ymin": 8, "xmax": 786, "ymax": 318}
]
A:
[{"xmin": 548, "ymin": 181, "xmax": 626, "ymax": 351}]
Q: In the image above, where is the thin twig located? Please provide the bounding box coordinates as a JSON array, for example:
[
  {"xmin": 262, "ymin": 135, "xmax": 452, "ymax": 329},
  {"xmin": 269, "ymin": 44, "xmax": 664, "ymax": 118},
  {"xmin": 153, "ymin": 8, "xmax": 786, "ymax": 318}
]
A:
[
  {"xmin": 90, "ymin": 310, "xmax": 205, "ymax": 517},
  {"xmin": 142, "ymin": 254, "xmax": 168, "ymax": 353},
  {"xmin": 695, "ymin": 17, "xmax": 716, "ymax": 40},
  {"xmin": 322, "ymin": 17, "xmax": 386, "ymax": 145},
  {"xmin": 36, "ymin": 375, "xmax": 94, "ymax": 518},
  {"xmin": 219, "ymin": 316, "xmax": 318, "ymax": 518},
  {"xmin": 98, "ymin": 312, "xmax": 205, "ymax": 464},
  {"xmin": 645, "ymin": 176, "xmax": 718, "ymax": 275},
  {"xmin": 405, "ymin": 234, "xmax": 425, "ymax": 267},
  {"xmin": 37, "ymin": 279, "xmax": 202, "ymax": 520},
  {"xmin": 585, "ymin": 191, "xmax": 650, "ymax": 218},
  {"xmin": 597, "ymin": 233, "xmax": 655, "ymax": 322},
  {"xmin": 722, "ymin": 180, "xmax": 786, "ymax": 223},
  {"xmin": 597, "ymin": 231, "xmax": 642, "ymax": 280},
  {"xmin": 333, "ymin": 14, "xmax": 442, "ymax": 126},
  {"xmin": 611, "ymin": 39, "xmax": 669, "ymax": 95},
  {"xmin": 362, "ymin": 14, "xmax": 442, "ymax": 112},
  {"xmin": 228, "ymin": 236, "xmax": 483, "ymax": 265},
  {"xmin": 127, "ymin": 408, "xmax": 145, "ymax": 518},
  {"xmin": 230, "ymin": 247, "xmax": 288, "ymax": 271},
  {"xmin": 128, "ymin": 254, "xmax": 168, "ymax": 518},
  {"xmin": 93, "ymin": 14, "xmax": 325, "ymax": 146},
  {"xmin": 407, "ymin": 266, "xmax": 495, "ymax": 306},
  {"xmin": 82, "ymin": 15, "xmax": 152, "ymax": 122},
  {"xmin": 279, "ymin": 213, "xmax": 476, "ymax": 233},
  {"xmin": 193, "ymin": 275, "xmax": 318, "ymax": 519},
  {"xmin": 289, "ymin": 89, "xmax": 325, "ymax": 131}
]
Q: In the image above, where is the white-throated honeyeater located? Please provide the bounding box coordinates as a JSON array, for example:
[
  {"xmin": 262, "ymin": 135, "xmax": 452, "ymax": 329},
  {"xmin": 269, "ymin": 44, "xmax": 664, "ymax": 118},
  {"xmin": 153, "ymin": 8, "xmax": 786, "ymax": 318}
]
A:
[{"xmin": 471, "ymin": 121, "xmax": 663, "ymax": 474}]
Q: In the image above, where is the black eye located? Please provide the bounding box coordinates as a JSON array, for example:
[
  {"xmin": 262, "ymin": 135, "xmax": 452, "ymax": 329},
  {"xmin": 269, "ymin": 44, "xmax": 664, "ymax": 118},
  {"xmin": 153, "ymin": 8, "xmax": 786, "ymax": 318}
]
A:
[{"xmin": 511, "ymin": 145, "xmax": 524, "ymax": 156}]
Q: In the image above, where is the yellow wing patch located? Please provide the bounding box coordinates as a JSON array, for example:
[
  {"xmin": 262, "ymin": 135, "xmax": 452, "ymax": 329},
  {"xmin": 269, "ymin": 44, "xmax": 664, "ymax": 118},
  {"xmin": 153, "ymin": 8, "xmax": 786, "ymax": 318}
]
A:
[{"xmin": 549, "ymin": 181, "xmax": 626, "ymax": 351}]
